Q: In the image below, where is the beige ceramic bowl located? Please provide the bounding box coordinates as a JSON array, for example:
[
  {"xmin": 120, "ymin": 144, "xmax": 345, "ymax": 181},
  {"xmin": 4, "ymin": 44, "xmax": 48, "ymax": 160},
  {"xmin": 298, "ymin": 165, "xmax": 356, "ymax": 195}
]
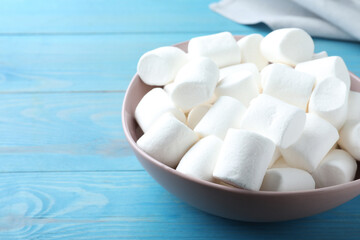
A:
[{"xmin": 122, "ymin": 36, "xmax": 360, "ymax": 222}]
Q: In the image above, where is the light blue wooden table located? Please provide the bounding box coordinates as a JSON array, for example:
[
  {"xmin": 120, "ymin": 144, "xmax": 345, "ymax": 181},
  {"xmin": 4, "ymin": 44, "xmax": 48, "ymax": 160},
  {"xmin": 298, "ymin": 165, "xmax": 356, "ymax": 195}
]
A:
[{"xmin": 0, "ymin": 1, "xmax": 359, "ymax": 239}]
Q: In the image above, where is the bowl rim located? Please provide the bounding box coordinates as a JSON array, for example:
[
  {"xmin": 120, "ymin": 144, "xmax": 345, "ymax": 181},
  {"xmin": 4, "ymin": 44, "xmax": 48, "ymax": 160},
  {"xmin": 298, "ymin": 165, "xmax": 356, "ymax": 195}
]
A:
[{"xmin": 122, "ymin": 37, "xmax": 360, "ymax": 197}]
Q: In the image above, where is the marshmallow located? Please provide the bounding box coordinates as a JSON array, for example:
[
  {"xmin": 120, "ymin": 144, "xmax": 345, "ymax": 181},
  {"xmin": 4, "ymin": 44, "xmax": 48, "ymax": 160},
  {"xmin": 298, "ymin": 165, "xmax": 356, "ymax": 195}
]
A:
[
  {"xmin": 268, "ymin": 147, "xmax": 281, "ymax": 168},
  {"xmin": 308, "ymin": 76, "xmax": 348, "ymax": 129},
  {"xmin": 312, "ymin": 51, "xmax": 328, "ymax": 60},
  {"xmin": 347, "ymin": 91, "xmax": 360, "ymax": 122},
  {"xmin": 188, "ymin": 32, "xmax": 241, "ymax": 68},
  {"xmin": 338, "ymin": 121, "xmax": 360, "ymax": 160},
  {"xmin": 313, "ymin": 149, "xmax": 357, "ymax": 188},
  {"xmin": 167, "ymin": 57, "xmax": 219, "ymax": 112},
  {"xmin": 137, "ymin": 113, "xmax": 198, "ymax": 168},
  {"xmin": 194, "ymin": 96, "xmax": 246, "ymax": 139},
  {"xmin": 261, "ymin": 168, "xmax": 315, "ymax": 192},
  {"xmin": 215, "ymin": 70, "xmax": 259, "ymax": 106},
  {"xmin": 176, "ymin": 135, "xmax": 223, "ymax": 182},
  {"xmin": 135, "ymin": 88, "xmax": 186, "ymax": 132},
  {"xmin": 271, "ymin": 157, "xmax": 289, "ymax": 168},
  {"xmin": 281, "ymin": 113, "xmax": 339, "ymax": 172},
  {"xmin": 260, "ymin": 63, "xmax": 292, "ymax": 88},
  {"xmin": 295, "ymin": 56, "xmax": 351, "ymax": 90},
  {"xmin": 237, "ymin": 34, "xmax": 268, "ymax": 70},
  {"xmin": 260, "ymin": 28, "xmax": 314, "ymax": 66},
  {"xmin": 187, "ymin": 104, "xmax": 211, "ymax": 129},
  {"xmin": 240, "ymin": 94, "xmax": 306, "ymax": 148},
  {"xmin": 213, "ymin": 129, "xmax": 276, "ymax": 191},
  {"xmin": 220, "ymin": 63, "xmax": 261, "ymax": 89},
  {"xmin": 137, "ymin": 46, "xmax": 188, "ymax": 86},
  {"xmin": 262, "ymin": 63, "xmax": 315, "ymax": 110}
]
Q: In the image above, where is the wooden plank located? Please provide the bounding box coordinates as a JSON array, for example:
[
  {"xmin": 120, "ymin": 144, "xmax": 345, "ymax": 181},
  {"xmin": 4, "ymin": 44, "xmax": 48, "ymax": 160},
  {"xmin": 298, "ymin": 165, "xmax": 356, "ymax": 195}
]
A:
[
  {"xmin": 0, "ymin": 92, "xmax": 143, "ymax": 172},
  {"xmin": 0, "ymin": 35, "xmax": 358, "ymax": 92},
  {"xmin": 0, "ymin": 0, "xmax": 265, "ymax": 34},
  {"xmin": 0, "ymin": 171, "xmax": 359, "ymax": 239}
]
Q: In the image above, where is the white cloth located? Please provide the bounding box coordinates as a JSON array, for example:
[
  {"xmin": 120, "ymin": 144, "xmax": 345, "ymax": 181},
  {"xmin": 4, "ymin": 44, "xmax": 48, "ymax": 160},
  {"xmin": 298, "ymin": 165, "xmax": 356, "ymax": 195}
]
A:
[{"xmin": 210, "ymin": 0, "xmax": 360, "ymax": 41}]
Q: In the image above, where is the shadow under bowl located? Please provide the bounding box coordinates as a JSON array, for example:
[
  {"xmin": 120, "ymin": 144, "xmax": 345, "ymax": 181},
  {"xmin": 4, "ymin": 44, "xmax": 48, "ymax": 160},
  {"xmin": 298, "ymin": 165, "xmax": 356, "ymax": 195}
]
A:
[{"xmin": 122, "ymin": 36, "xmax": 360, "ymax": 222}]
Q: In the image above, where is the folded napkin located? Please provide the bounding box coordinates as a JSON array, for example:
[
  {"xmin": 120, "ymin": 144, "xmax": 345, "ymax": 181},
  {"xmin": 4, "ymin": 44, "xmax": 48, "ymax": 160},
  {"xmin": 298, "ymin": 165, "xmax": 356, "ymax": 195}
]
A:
[{"xmin": 210, "ymin": 0, "xmax": 360, "ymax": 41}]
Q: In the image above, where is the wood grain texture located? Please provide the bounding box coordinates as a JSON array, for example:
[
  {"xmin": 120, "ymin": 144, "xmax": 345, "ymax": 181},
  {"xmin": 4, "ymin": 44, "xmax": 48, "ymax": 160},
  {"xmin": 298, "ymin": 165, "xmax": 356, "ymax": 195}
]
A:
[
  {"xmin": 0, "ymin": 0, "xmax": 264, "ymax": 34},
  {"xmin": 0, "ymin": 171, "xmax": 360, "ymax": 240},
  {"xmin": 0, "ymin": 92, "xmax": 142, "ymax": 172}
]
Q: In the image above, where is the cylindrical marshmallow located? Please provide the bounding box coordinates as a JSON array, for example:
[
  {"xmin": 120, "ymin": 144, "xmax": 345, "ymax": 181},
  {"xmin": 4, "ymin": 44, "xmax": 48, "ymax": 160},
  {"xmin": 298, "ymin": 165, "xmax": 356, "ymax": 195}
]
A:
[
  {"xmin": 237, "ymin": 34, "xmax": 268, "ymax": 70},
  {"xmin": 295, "ymin": 56, "xmax": 351, "ymax": 91},
  {"xmin": 308, "ymin": 76, "xmax": 348, "ymax": 129},
  {"xmin": 260, "ymin": 63, "xmax": 292, "ymax": 87},
  {"xmin": 281, "ymin": 113, "xmax": 339, "ymax": 172},
  {"xmin": 167, "ymin": 57, "xmax": 219, "ymax": 112},
  {"xmin": 213, "ymin": 129, "xmax": 276, "ymax": 191},
  {"xmin": 271, "ymin": 157, "xmax": 289, "ymax": 169},
  {"xmin": 215, "ymin": 70, "xmax": 259, "ymax": 107},
  {"xmin": 188, "ymin": 32, "xmax": 241, "ymax": 68},
  {"xmin": 187, "ymin": 104, "xmax": 211, "ymax": 129},
  {"xmin": 312, "ymin": 149, "xmax": 357, "ymax": 188},
  {"xmin": 240, "ymin": 94, "xmax": 306, "ymax": 148},
  {"xmin": 262, "ymin": 63, "xmax": 315, "ymax": 110},
  {"xmin": 176, "ymin": 135, "xmax": 223, "ymax": 182},
  {"xmin": 260, "ymin": 28, "xmax": 314, "ymax": 66},
  {"xmin": 137, "ymin": 113, "xmax": 198, "ymax": 168},
  {"xmin": 347, "ymin": 91, "xmax": 360, "ymax": 122},
  {"xmin": 220, "ymin": 63, "xmax": 261, "ymax": 89},
  {"xmin": 338, "ymin": 121, "xmax": 360, "ymax": 160},
  {"xmin": 137, "ymin": 46, "xmax": 188, "ymax": 86},
  {"xmin": 261, "ymin": 168, "xmax": 315, "ymax": 192},
  {"xmin": 312, "ymin": 51, "xmax": 328, "ymax": 60},
  {"xmin": 194, "ymin": 96, "xmax": 246, "ymax": 139},
  {"xmin": 135, "ymin": 88, "xmax": 186, "ymax": 132}
]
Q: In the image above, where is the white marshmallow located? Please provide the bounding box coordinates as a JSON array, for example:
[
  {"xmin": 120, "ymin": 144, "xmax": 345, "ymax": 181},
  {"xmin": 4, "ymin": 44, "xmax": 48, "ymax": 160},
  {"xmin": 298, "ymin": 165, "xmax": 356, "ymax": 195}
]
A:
[
  {"xmin": 312, "ymin": 149, "xmax": 357, "ymax": 188},
  {"xmin": 168, "ymin": 57, "xmax": 219, "ymax": 112},
  {"xmin": 215, "ymin": 70, "xmax": 259, "ymax": 107},
  {"xmin": 260, "ymin": 63, "xmax": 291, "ymax": 87},
  {"xmin": 176, "ymin": 135, "xmax": 223, "ymax": 182},
  {"xmin": 268, "ymin": 147, "xmax": 281, "ymax": 168},
  {"xmin": 137, "ymin": 46, "xmax": 188, "ymax": 86},
  {"xmin": 188, "ymin": 32, "xmax": 241, "ymax": 68},
  {"xmin": 213, "ymin": 129, "xmax": 276, "ymax": 191},
  {"xmin": 338, "ymin": 121, "xmax": 360, "ymax": 160},
  {"xmin": 347, "ymin": 91, "xmax": 360, "ymax": 122},
  {"xmin": 220, "ymin": 63, "xmax": 261, "ymax": 89},
  {"xmin": 295, "ymin": 56, "xmax": 351, "ymax": 90},
  {"xmin": 312, "ymin": 51, "xmax": 328, "ymax": 60},
  {"xmin": 271, "ymin": 157, "xmax": 289, "ymax": 168},
  {"xmin": 237, "ymin": 34, "xmax": 268, "ymax": 70},
  {"xmin": 240, "ymin": 94, "xmax": 306, "ymax": 148},
  {"xmin": 261, "ymin": 168, "xmax": 315, "ymax": 192},
  {"xmin": 135, "ymin": 88, "xmax": 186, "ymax": 132},
  {"xmin": 308, "ymin": 76, "xmax": 348, "ymax": 129},
  {"xmin": 281, "ymin": 113, "xmax": 339, "ymax": 172},
  {"xmin": 194, "ymin": 96, "xmax": 246, "ymax": 139},
  {"xmin": 137, "ymin": 113, "xmax": 198, "ymax": 168},
  {"xmin": 262, "ymin": 63, "xmax": 315, "ymax": 110},
  {"xmin": 260, "ymin": 28, "xmax": 314, "ymax": 66},
  {"xmin": 187, "ymin": 104, "xmax": 211, "ymax": 129}
]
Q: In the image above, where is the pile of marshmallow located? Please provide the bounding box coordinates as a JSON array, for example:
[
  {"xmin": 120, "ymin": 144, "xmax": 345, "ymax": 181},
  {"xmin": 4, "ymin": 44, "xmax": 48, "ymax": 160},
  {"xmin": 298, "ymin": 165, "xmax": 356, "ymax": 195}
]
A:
[{"xmin": 134, "ymin": 28, "xmax": 360, "ymax": 192}]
